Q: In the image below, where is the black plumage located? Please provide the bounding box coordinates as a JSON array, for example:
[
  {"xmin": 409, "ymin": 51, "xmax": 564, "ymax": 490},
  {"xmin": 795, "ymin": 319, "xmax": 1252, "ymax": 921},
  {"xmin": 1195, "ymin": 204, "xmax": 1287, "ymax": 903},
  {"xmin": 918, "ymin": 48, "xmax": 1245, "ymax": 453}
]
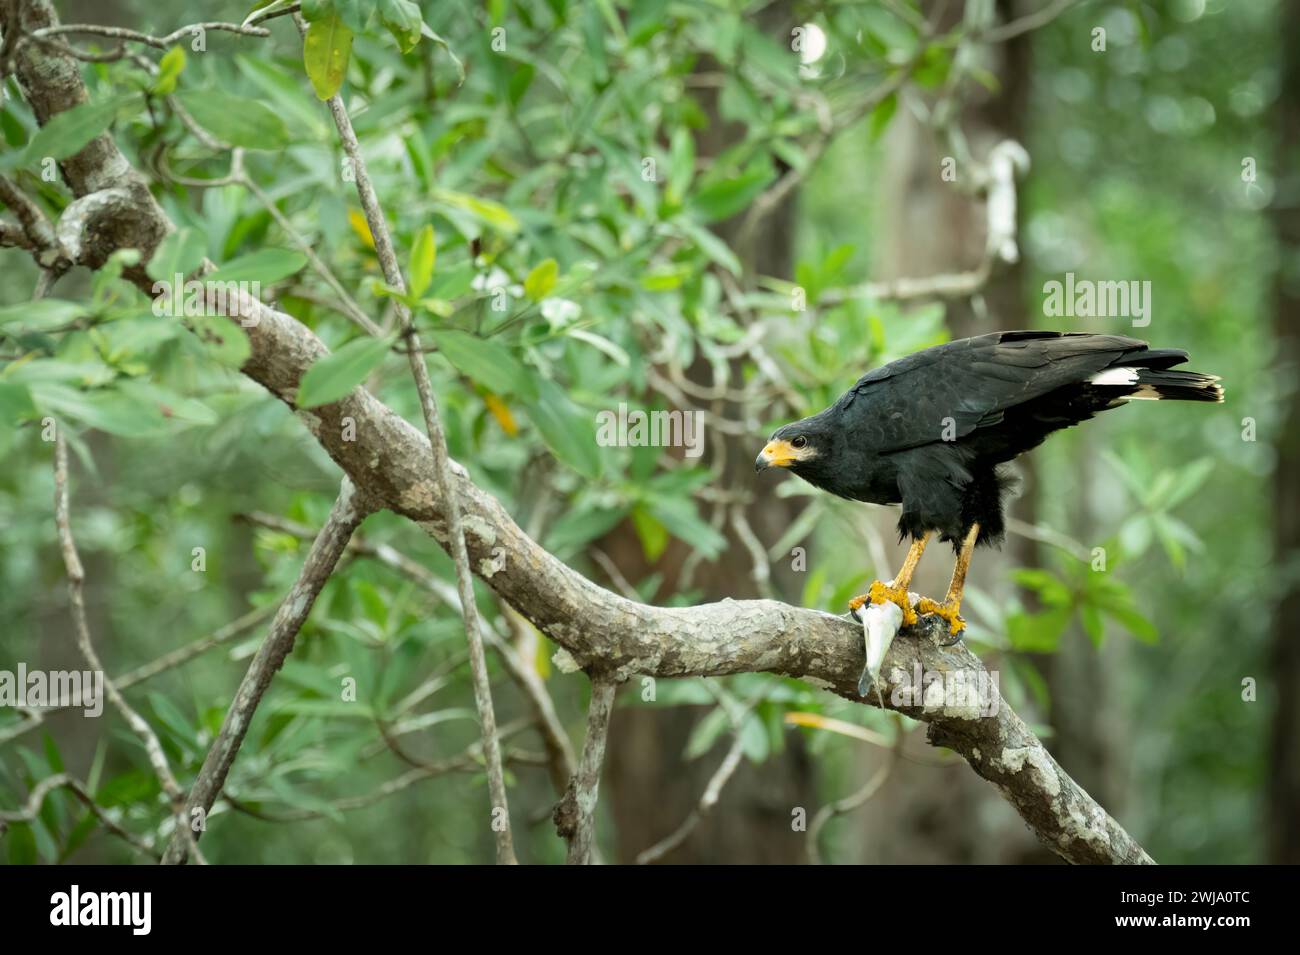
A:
[{"xmin": 755, "ymin": 330, "xmax": 1223, "ymax": 634}]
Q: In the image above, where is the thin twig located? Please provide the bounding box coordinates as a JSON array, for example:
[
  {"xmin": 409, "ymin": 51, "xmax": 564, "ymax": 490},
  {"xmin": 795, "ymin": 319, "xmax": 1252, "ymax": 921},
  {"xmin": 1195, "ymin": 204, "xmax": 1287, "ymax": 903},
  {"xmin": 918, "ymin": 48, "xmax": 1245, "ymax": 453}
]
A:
[
  {"xmin": 492, "ymin": 606, "xmax": 576, "ymax": 797},
  {"xmin": 636, "ymin": 683, "xmax": 762, "ymax": 864},
  {"xmin": 554, "ymin": 677, "xmax": 617, "ymax": 864},
  {"xmin": 730, "ymin": 504, "xmax": 774, "ymax": 598},
  {"xmin": 0, "ymin": 773, "xmax": 159, "ymax": 860},
  {"xmin": 52, "ymin": 430, "xmax": 205, "ymax": 863},
  {"xmin": 984, "ymin": 0, "xmax": 1079, "ymax": 43},
  {"xmin": 807, "ymin": 721, "xmax": 906, "ymax": 864},
  {"xmin": 241, "ymin": 174, "xmax": 383, "ymax": 337},
  {"xmin": 818, "ymin": 140, "xmax": 1029, "ymax": 306},
  {"xmin": 0, "ymin": 603, "xmax": 276, "ymax": 747},
  {"xmin": 30, "ymin": 21, "xmax": 270, "ymax": 50},
  {"xmin": 734, "ymin": 63, "xmax": 917, "ymax": 254},
  {"xmin": 159, "ymin": 479, "xmax": 369, "ymax": 864},
  {"xmin": 239, "ymin": 510, "xmax": 576, "ymax": 799},
  {"xmin": 297, "ymin": 9, "xmax": 516, "ymax": 864}
]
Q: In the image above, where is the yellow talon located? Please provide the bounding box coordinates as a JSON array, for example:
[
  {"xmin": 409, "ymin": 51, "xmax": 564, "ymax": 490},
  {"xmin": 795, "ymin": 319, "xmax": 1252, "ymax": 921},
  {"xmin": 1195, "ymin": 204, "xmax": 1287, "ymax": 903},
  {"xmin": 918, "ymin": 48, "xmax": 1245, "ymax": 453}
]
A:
[
  {"xmin": 848, "ymin": 580, "xmax": 918, "ymax": 627},
  {"xmin": 846, "ymin": 534, "xmax": 929, "ymax": 628},
  {"xmin": 916, "ymin": 596, "xmax": 966, "ymax": 636}
]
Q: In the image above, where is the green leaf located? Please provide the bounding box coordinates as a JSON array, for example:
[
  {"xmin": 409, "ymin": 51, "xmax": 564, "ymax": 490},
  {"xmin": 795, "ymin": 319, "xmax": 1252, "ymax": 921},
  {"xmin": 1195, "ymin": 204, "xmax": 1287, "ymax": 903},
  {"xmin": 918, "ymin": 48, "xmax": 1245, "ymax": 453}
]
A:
[
  {"xmin": 1010, "ymin": 568, "xmax": 1072, "ymax": 607},
  {"xmin": 420, "ymin": 25, "xmax": 466, "ymax": 84},
  {"xmin": 95, "ymin": 769, "xmax": 159, "ymax": 808},
  {"xmin": 32, "ymin": 383, "xmax": 169, "ymax": 437},
  {"xmin": 1164, "ymin": 457, "xmax": 1215, "ymax": 508},
  {"xmin": 677, "ymin": 220, "xmax": 742, "ymax": 277},
  {"xmin": 380, "ymin": 0, "xmax": 424, "ymax": 52},
  {"xmin": 507, "ymin": 61, "xmax": 534, "ymax": 107},
  {"xmin": 297, "ymin": 335, "xmax": 395, "ymax": 408},
  {"xmin": 1079, "ymin": 602, "xmax": 1106, "ymax": 647},
  {"xmin": 685, "ymin": 707, "xmax": 730, "ymax": 759},
  {"xmin": 668, "ymin": 126, "xmax": 695, "ymax": 203},
  {"xmin": 1006, "ymin": 607, "xmax": 1071, "ymax": 653},
  {"xmin": 60, "ymin": 811, "xmax": 99, "ymax": 862},
  {"xmin": 146, "ymin": 227, "xmax": 207, "ymax": 283},
  {"xmin": 869, "ymin": 92, "xmax": 899, "ymax": 142},
  {"xmin": 184, "ymin": 318, "xmax": 251, "ymax": 370},
  {"xmin": 7, "ymin": 823, "xmax": 36, "ymax": 865},
  {"xmin": 234, "ymin": 54, "xmax": 331, "ymax": 139},
  {"xmin": 432, "ymin": 189, "xmax": 519, "ymax": 234},
  {"xmin": 1104, "ymin": 603, "xmax": 1159, "ymax": 644},
  {"xmin": 739, "ymin": 712, "xmax": 769, "ymax": 763},
  {"xmin": 525, "ymin": 377, "xmax": 601, "ymax": 479},
  {"xmin": 116, "ymin": 380, "xmax": 218, "ymax": 426},
  {"xmin": 304, "ymin": 14, "xmax": 354, "ymax": 100},
  {"xmin": 428, "ymin": 330, "xmax": 535, "ymax": 400},
  {"xmin": 153, "ymin": 46, "xmax": 187, "ymax": 96},
  {"xmin": 14, "ymin": 95, "xmax": 136, "ymax": 166},
  {"xmin": 408, "ymin": 224, "xmax": 436, "ymax": 299},
  {"xmin": 427, "ymin": 262, "xmax": 475, "ymax": 300},
  {"xmin": 631, "ymin": 505, "xmax": 669, "ymax": 561},
  {"xmin": 0, "ymin": 299, "xmax": 88, "ymax": 331},
  {"xmin": 175, "ymin": 90, "xmax": 290, "ymax": 149},
  {"xmin": 690, "ymin": 158, "xmax": 775, "ymax": 222},
  {"xmin": 645, "ymin": 496, "xmax": 726, "ymax": 559},
  {"xmin": 0, "ymin": 382, "xmax": 37, "ymax": 423},
  {"xmin": 524, "ymin": 258, "xmax": 558, "ymax": 301},
  {"xmin": 543, "ymin": 505, "xmax": 625, "ymax": 556},
  {"xmin": 642, "ymin": 678, "xmax": 716, "ymax": 706},
  {"xmin": 299, "ymin": 0, "xmax": 331, "ymax": 19},
  {"xmin": 149, "ymin": 692, "xmax": 196, "ymax": 745},
  {"xmin": 207, "ymin": 248, "xmax": 308, "ymax": 285},
  {"xmin": 331, "ymin": 0, "xmax": 371, "ymax": 32}
]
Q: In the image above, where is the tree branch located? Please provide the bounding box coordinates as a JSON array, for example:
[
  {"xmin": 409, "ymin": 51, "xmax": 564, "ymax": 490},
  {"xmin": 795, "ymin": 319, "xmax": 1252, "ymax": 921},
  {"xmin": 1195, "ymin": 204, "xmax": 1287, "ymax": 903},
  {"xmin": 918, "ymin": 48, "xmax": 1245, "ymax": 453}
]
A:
[
  {"xmin": 554, "ymin": 677, "xmax": 616, "ymax": 865},
  {"xmin": 0, "ymin": 773, "xmax": 159, "ymax": 860},
  {"xmin": 53, "ymin": 430, "xmax": 206, "ymax": 864},
  {"xmin": 159, "ymin": 479, "xmax": 370, "ymax": 864},
  {"xmin": 295, "ymin": 9, "xmax": 517, "ymax": 864},
  {"xmin": 636, "ymin": 683, "xmax": 758, "ymax": 864},
  {"xmin": 0, "ymin": 602, "xmax": 277, "ymax": 747}
]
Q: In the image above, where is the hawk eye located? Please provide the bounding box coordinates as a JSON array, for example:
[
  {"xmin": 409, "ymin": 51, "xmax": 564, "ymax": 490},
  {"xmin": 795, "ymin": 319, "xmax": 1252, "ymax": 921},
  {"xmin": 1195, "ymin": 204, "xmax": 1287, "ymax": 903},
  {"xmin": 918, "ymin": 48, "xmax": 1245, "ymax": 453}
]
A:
[{"xmin": 792, "ymin": 436, "xmax": 808, "ymax": 449}]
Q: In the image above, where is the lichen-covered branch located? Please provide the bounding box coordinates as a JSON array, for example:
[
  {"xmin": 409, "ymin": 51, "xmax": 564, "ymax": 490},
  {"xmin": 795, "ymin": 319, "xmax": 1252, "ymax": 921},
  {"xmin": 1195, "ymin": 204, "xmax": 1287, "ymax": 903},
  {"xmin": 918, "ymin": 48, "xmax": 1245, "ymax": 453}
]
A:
[{"xmin": 554, "ymin": 677, "xmax": 617, "ymax": 865}]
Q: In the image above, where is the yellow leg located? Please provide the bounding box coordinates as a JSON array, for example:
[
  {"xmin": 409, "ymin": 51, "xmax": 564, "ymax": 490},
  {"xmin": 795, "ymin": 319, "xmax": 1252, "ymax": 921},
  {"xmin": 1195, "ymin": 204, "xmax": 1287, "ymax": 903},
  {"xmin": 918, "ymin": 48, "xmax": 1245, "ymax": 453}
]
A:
[
  {"xmin": 916, "ymin": 523, "xmax": 979, "ymax": 636},
  {"xmin": 848, "ymin": 532, "xmax": 930, "ymax": 626}
]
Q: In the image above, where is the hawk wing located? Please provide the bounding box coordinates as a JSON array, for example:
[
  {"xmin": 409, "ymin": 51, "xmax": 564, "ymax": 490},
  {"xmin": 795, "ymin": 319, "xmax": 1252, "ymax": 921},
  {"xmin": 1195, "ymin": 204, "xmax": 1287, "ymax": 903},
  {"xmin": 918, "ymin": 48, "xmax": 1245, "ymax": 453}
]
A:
[{"xmin": 836, "ymin": 330, "xmax": 1163, "ymax": 453}]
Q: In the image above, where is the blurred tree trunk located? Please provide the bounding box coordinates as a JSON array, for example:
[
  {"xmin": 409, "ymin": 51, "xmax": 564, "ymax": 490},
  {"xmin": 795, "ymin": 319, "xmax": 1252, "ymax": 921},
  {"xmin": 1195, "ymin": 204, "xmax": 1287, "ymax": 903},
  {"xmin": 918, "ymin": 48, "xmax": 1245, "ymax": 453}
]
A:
[
  {"xmin": 1268, "ymin": 0, "xmax": 1300, "ymax": 866},
  {"xmin": 600, "ymin": 1, "xmax": 816, "ymax": 864},
  {"xmin": 859, "ymin": 0, "xmax": 1050, "ymax": 864}
]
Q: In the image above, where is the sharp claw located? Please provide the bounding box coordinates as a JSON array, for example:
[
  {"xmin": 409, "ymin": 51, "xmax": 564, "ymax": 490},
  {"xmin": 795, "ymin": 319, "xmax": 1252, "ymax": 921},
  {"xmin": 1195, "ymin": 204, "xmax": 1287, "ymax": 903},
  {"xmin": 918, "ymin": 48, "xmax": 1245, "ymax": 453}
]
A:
[
  {"xmin": 848, "ymin": 582, "xmax": 916, "ymax": 627},
  {"xmin": 916, "ymin": 597, "xmax": 966, "ymax": 640}
]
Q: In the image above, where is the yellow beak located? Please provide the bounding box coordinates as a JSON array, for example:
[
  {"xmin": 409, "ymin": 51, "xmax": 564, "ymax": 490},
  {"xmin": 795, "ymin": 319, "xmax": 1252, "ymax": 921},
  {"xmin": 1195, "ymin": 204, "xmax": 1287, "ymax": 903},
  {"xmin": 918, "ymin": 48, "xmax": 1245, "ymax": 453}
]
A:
[{"xmin": 755, "ymin": 439, "xmax": 799, "ymax": 471}]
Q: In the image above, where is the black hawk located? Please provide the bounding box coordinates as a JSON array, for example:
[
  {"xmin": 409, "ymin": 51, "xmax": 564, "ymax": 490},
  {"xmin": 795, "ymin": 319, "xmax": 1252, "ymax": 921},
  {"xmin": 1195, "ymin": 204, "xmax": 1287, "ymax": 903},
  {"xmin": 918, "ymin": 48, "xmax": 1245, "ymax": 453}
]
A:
[{"xmin": 755, "ymin": 330, "xmax": 1222, "ymax": 636}]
